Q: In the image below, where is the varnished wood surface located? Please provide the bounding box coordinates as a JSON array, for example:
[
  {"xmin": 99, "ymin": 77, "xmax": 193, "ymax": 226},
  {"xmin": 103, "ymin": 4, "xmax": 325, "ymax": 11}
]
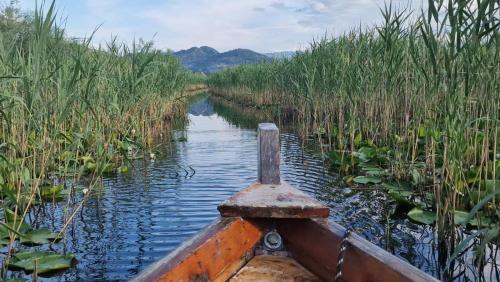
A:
[
  {"xmin": 134, "ymin": 217, "xmax": 438, "ymax": 282},
  {"xmin": 132, "ymin": 217, "xmax": 266, "ymax": 282},
  {"xmin": 278, "ymin": 219, "xmax": 439, "ymax": 282},
  {"xmin": 218, "ymin": 181, "xmax": 330, "ymax": 218},
  {"xmin": 230, "ymin": 255, "xmax": 321, "ymax": 282}
]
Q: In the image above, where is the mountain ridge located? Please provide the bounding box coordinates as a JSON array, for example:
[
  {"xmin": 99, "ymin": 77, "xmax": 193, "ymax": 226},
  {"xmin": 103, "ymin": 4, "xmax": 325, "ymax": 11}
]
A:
[{"xmin": 173, "ymin": 47, "xmax": 278, "ymax": 73}]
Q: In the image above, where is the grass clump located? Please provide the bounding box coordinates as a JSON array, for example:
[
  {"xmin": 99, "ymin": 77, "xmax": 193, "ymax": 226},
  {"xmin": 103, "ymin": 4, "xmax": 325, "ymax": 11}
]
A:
[
  {"xmin": 209, "ymin": 0, "xmax": 499, "ymax": 276},
  {"xmin": 0, "ymin": 1, "xmax": 198, "ymax": 277}
]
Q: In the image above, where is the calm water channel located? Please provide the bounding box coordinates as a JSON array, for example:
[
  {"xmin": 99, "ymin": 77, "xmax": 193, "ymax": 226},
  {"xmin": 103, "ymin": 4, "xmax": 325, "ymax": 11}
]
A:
[{"xmin": 8, "ymin": 95, "xmax": 497, "ymax": 281}]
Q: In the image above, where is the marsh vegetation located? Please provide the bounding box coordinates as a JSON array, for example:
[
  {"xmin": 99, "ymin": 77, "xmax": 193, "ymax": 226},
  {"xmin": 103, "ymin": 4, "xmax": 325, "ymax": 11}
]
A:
[
  {"xmin": 0, "ymin": 1, "xmax": 198, "ymax": 279},
  {"xmin": 0, "ymin": 0, "xmax": 498, "ymax": 280},
  {"xmin": 209, "ymin": 1, "xmax": 499, "ymax": 279}
]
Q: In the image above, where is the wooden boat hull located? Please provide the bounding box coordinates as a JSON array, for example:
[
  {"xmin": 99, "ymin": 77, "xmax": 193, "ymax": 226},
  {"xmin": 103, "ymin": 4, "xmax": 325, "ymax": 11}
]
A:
[
  {"xmin": 134, "ymin": 124, "xmax": 437, "ymax": 281},
  {"xmin": 133, "ymin": 217, "xmax": 438, "ymax": 282}
]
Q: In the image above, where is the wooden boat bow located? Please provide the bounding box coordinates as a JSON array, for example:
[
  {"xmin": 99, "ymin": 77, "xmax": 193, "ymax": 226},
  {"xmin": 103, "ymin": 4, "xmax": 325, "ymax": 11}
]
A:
[{"xmin": 133, "ymin": 123, "xmax": 439, "ymax": 282}]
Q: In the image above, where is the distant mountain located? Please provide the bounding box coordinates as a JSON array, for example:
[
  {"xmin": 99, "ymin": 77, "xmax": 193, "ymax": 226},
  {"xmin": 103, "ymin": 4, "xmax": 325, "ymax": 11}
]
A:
[
  {"xmin": 173, "ymin": 46, "xmax": 270, "ymax": 73},
  {"xmin": 265, "ymin": 51, "xmax": 296, "ymax": 59}
]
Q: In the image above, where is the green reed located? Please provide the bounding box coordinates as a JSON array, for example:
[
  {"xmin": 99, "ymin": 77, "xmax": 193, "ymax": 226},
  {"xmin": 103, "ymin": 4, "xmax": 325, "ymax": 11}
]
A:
[
  {"xmin": 209, "ymin": 0, "xmax": 499, "ymax": 275},
  {"xmin": 0, "ymin": 1, "xmax": 198, "ymax": 275}
]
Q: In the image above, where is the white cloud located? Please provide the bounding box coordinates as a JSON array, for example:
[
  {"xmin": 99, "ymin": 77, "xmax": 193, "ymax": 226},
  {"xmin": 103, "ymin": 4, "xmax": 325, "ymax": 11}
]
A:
[{"xmin": 16, "ymin": 0, "xmax": 425, "ymax": 53}]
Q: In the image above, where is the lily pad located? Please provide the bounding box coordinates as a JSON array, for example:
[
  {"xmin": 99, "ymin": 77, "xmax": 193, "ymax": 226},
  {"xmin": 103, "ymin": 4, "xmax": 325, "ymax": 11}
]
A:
[
  {"xmin": 454, "ymin": 211, "xmax": 470, "ymax": 225},
  {"xmin": 21, "ymin": 228, "xmax": 60, "ymax": 245},
  {"xmin": 101, "ymin": 163, "xmax": 114, "ymax": 174},
  {"xmin": 342, "ymin": 175, "xmax": 354, "ymax": 184},
  {"xmin": 387, "ymin": 189, "xmax": 414, "ymax": 207},
  {"xmin": 355, "ymin": 147, "xmax": 376, "ymax": 162},
  {"xmin": 9, "ymin": 251, "xmax": 75, "ymax": 274},
  {"xmin": 411, "ymin": 169, "xmax": 425, "ymax": 185},
  {"xmin": 470, "ymin": 215, "xmax": 494, "ymax": 227},
  {"xmin": 81, "ymin": 156, "xmax": 95, "ymax": 165},
  {"xmin": 0, "ymin": 224, "xmax": 10, "ymax": 238},
  {"xmin": 0, "ymin": 237, "xmax": 11, "ymax": 247},
  {"xmin": 40, "ymin": 185, "xmax": 63, "ymax": 199},
  {"xmin": 469, "ymin": 179, "xmax": 499, "ymax": 202},
  {"xmin": 4, "ymin": 209, "xmax": 29, "ymax": 234},
  {"xmin": 407, "ymin": 208, "xmax": 436, "ymax": 225},
  {"xmin": 353, "ymin": 176, "xmax": 382, "ymax": 185},
  {"xmin": 365, "ymin": 169, "xmax": 386, "ymax": 176}
]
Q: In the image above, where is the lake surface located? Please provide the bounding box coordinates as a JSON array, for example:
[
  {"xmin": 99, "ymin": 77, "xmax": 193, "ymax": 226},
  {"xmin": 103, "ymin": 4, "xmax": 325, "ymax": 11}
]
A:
[{"xmin": 7, "ymin": 95, "xmax": 497, "ymax": 281}]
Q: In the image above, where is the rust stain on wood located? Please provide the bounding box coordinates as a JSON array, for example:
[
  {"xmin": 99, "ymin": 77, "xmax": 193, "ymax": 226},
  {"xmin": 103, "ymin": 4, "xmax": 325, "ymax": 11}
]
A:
[
  {"xmin": 132, "ymin": 218, "xmax": 266, "ymax": 282},
  {"xmin": 218, "ymin": 181, "xmax": 329, "ymax": 218},
  {"xmin": 229, "ymin": 255, "xmax": 320, "ymax": 282}
]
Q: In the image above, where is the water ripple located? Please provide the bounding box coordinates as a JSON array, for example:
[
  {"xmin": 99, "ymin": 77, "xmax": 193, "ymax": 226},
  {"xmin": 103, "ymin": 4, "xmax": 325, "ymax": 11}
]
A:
[{"xmin": 25, "ymin": 97, "xmax": 448, "ymax": 281}]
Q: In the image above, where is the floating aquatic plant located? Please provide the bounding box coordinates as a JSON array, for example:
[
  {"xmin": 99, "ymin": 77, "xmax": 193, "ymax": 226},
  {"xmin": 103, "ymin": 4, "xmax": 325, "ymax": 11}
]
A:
[
  {"xmin": 0, "ymin": 0, "xmax": 201, "ymax": 278},
  {"xmin": 8, "ymin": 251, "xmax": 75, "ymax": 274},
  {"xmin": 208, "ymin": 0, "xmax": 499, "ymax": 275}
]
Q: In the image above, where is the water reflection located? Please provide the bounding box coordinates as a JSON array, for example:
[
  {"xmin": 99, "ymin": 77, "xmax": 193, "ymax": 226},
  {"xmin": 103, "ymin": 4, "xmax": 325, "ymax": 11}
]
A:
[{"xmin": 11, "ymin": 94, "xmax": 496, "ymax": 281}]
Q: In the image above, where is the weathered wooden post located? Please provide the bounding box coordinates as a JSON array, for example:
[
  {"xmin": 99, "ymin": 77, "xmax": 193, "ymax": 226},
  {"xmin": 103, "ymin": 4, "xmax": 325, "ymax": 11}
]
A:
[
  {"xmin": 257, "ymin": 123, "xmax": 280, "ymax": 185},
  {"xmin": 218, "ymin": 123, "xmax": 329, "ymax": 218}
]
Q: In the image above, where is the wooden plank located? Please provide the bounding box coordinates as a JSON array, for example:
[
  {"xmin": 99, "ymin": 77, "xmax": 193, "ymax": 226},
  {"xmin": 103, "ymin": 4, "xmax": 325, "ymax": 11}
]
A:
[
  {"xmin": 277, "ymin": 219, "xmax": 341, "ymax": 280},
  {"xmin": 218, "ymin": 181, "xmax": 330, "ymax": 218},
  {"xmin": 278, "ymin": 219, "xmax": 439, "ymax": 282},
  {"xmin": 132, "ymin": 218, "xmax": 267, "ymax": 282},
  {"xmin": 229, "ymin": 255, "xmax": 321, "ymax": 281},
  {"xmin": 258, "ymin": 123, "xmax": 280, "ymax": 184},
  {"xmin": 342, "ymin": 232, "xmax": 439, "ymax": 282}
]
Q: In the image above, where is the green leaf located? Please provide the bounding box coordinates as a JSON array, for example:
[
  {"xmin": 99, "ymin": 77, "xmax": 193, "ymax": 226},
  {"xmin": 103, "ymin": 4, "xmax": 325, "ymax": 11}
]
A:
[
  {"xmin": 411, "ymin": 169, "xmax": 425, "ymax": 185},
  {"xmin": 84, "ymin": 162, "xmax": 96, "ymax": 172},
  {"xmin": 418, "ymin": 126, "xmax": 426, "ymax": 138},
  {"xmin": 470, "ymin": 215, "xmax": 493, "ymax": 228},
  {"xmin": 81, "ymin": 156, "xmax": 95, "ymax": 165},
  {"xmin": 479, "ymin": 180, "xmax": 498, "ymax": 193},
  {"xmin": 445, "ymin": 230, "xmax": 486, "ymax": 271},
  {"xmin": 464, "ymin": 190, "xmax": 500, "ymax": 225},
  {"xmin": 387, "ymin": 189, "xmax": 414, "ymax": 207},
  {"xmin": 101, "ymin": 163, "xmax": 114, "ymax": 174},
  {"xmin": 476, "ymin": 228, "xmax": 500, "ymax": 265},
  {"xmin": 353, "ymin": 176, "xmax": 382, "ymax": 185},
  {"xmin": 361, "ymin": 166, "xmax": 386, "ymax": 176},
  {"xmin": 0, "ymin": 223, "xmax": 9, "ymax": 238},
  {"xmin": 343, "ymin": 175, "xmax": 354, "ymax": 184},
  {"xmin": 21, "ymin": 228, "xmax": 60, "ymax": 245},
  {"xmin": 40, "ymin": 185, "xmax": 63, "ymax": 199},
  {"xmin": 454, "ymin": 210, "xmax": 469, "ymax": 225},
  {"xmin": 0, "ymin": 237, "xmax": 10, "ymax": 247},
  {"xmin": 382, "ymin": 182, "xmax": 411, "ymax": 191},
  {"xmin": 4, "ymin": 209, "xmax": 29, "ymax": 234},
  {"xmin": 407, "ymin": 208, "xmax": 436, "ymax": 225},
  {"xmin": 354, "ymin": 132, "xmax": 362, "ymax": 146},
  {"xmin": 355, "ymin": 147, "xmax": 376, "ymax": 162},
  {"xmin": 9, "ymin": 251, "xmax": 75, "ymax": 274}
]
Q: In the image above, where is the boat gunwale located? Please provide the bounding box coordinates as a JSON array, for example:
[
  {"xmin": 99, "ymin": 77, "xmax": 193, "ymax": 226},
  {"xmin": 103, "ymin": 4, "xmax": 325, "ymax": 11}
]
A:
[
  {"xmin": 133, "ymin": 217, "xmax": 439, "ymax": 282},
  {"xmin": 278, "ymin": 218, "xmax": 439, "ymax": 282},
  {"xmin": 131, "ymin": 217, "xmax": 266, "ymax": 282}
]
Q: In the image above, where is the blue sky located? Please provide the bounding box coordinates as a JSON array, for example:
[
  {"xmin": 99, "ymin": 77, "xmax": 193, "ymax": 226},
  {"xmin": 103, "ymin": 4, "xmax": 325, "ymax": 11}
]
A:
[{"xmin": 16, "ymin": 0, "xmax": 424, "ymax": 53}]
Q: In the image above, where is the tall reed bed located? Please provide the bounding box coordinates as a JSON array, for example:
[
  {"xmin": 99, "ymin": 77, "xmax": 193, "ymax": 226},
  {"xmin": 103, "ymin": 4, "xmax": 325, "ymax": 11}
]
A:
[
  {"xmin": 209, "ymin": 0, "xmax": 498, "ymax": 276},
  {"xmin": 0, "ymin": 1, "xmax": 196, "ymax": 276}
]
